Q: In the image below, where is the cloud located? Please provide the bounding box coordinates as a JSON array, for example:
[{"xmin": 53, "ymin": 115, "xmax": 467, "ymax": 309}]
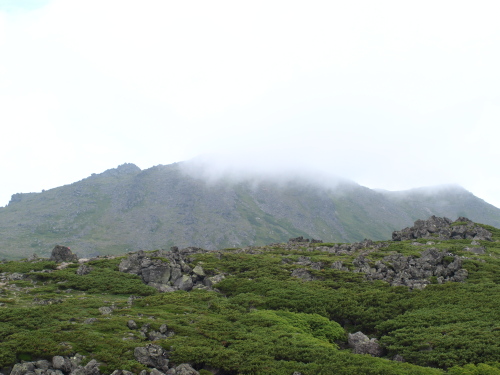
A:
[{"xmin": 0, "ymin": 0, "xmax": 500, "ymax": 210}]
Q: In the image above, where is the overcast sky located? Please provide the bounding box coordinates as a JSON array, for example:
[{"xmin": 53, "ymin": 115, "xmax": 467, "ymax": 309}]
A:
[{"xmin": 1, "ymin": 0, "xmax": 499, "ymax": 208}]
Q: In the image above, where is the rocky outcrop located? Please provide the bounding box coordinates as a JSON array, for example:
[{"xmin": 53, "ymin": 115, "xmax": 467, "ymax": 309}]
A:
[
  {"xmin": 4, "ymin": 352, "xmax": 199, "ymax": 375},
  {"xmin": 351, "ymin": 248, "xmax": 468, "ymax": 289},
  {"xmin": 6, "ymin": 354, "xmax": 98, "ymax": 375},
  {"xmin": 50, "ymin": 245, "xmax": 78, "ymax": 263},
  {"xmin": 392, "ymin": 216, "xmax": 492, "ymax": 242},
  {"xmin": 127, "ymin": 320, "xmax": 174, "ymax": 341},
  {"xmin": 288, "ymin": 236, "xmax": 323, "ymax": 244},
  {"xmin": 348, "ymin": 332, "xmax": 383, "ymax": 357},
  {"xmin": 134, "ymin": 345, "xmax": 170, "ymax": 372},
  {"xmin": 118, "ymin": 248, "xmax": 224, "ymax": 292}
]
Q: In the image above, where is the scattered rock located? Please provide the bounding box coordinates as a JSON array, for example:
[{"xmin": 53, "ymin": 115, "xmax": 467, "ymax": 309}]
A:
[
  {"xmin": 76, "ymin": 264, "xmax": 93, "ymax": 276},
  {"xmin": 99, "ymin": 306, "xmax": 114, "ymax": 315},
  {"xmin": 165, "ymin": 364, "xmax": 199, "ymax": 375},
  {"xmin": 291, "ymin": 268, "xmax": 315, "ymax": 281},
  {"xmin": 50, "ymin": 245, "xmax": 78, "ymax": 263},
  {"xmin": 118, "ymin": 248, "xmax": 224, "ymax": 293},
  {"xmin": 352, "ymin": 248, "xmax": 468, "ymax": 289},
  {"xmin": 348, "ymin": 331, "xmax": 383, "ymax": 357},
  {"xmin": 134, "ymin": 344, "xmax": 170, "ymax": 372}
]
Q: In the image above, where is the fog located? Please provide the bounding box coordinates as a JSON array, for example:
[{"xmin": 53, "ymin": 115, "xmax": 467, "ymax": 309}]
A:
[{"xmin": 0, "ymin": 1, "xmax": 499, "ymax": 208}]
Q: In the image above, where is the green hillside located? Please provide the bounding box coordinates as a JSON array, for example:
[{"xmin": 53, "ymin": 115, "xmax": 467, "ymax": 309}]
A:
[
  {"xmin": 0, "ymin": 162, "xmax": 499, "ymax": 260},
  {"xmin": 1, "ymin": 217, "xmax": 500, "ymax": 374}
]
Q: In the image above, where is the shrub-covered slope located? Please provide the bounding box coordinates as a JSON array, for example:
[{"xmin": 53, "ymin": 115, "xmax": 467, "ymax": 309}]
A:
[{"xmin": 2, "ymin": 217, "xmax": 500, "ymax": 374}]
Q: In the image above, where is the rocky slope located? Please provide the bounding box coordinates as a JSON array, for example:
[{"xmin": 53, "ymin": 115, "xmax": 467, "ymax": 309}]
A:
[
  {"xmin": 1, "ymin": 216, "xmax": 500, "ymax": 374},
  {"xmin": 1, "ymin": 162, "xmax": 499, "ymax": 260}
]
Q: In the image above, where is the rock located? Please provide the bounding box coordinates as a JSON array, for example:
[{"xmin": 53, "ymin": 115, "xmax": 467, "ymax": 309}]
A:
[
  {"xmin": 76, "ymin": 264, "xmax": 92, "ymax": 276},
  {"xmin": 173, "ymin": 275, "xmax": 193, "ymax": 291},
  {"xmin": 393, "ymin": 354, "xmax": 405, "ymax": 362},
  {"xmin": 464, "ymin": 246, "xmax": 486, "ymax": 254},
  {"xmin": 291, "ymin": 268, "xmax": 315, "ymax": 281},
  {"xmin": 8, "ymin": 272, "xmax": 26, "ymax": 281},
  {"xmin": 11, "ymin": 363, "xmax": 35, "ymax": 375},
  {"xmin": 133, "ymin": 344, "xmax": 169, "ymax": 371},
  {"xmin": 165, "ymin": 364, "xmax": 199, "ymax": 375},
  {"xmin": 84, "ymin": 318, "xmax": 97, "ymax": 324},
  {"xmin": 348, "ymin": 332, "xmax": 383, "ymax": 357},
  {"xmin": 127, "ymin": 320, "xmax": 138, "ymax": 329},
  {"xmin": 83, "ymin": 359, "xmax": 101, "ymax": 375},
  {"xmin": 392, "ymin": 216, "xmax": 492, "ymax": 242},
  {"xmin": 99, "ymin": 306, "xmax": 113, "ymax": 315},
  {"xmin": 50, "ymin": 245, "xmax": 78, "ymax": 263},
  {"xmin": 52, "ymin": 356, "xmax": 71, "ymax": 373},
  {"xmin": 192, "ymin": 265, "xmax": 205, "ymax": 277}
]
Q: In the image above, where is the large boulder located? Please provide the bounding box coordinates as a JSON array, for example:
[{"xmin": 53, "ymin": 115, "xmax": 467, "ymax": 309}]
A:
[
  {"xmin": 133, "ymin": 344, "xmax": 170, "ymax": 371},
  {"xmin": 348, "ymin": 332, "xmax": 383, "ymax": 357},
  {"xmin": 50, "ymin": 245, "xmax": 78, "ymax": 263},
  {"xmin": 165, "ymin": 364, "xmax": 199, "ymax": 375}
]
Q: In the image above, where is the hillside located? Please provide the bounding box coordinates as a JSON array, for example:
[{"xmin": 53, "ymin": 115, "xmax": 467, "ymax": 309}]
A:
[
  {"xmin": 1, "ymin": 217, "xmax": 500, "ymax": 374},
  {"xmin": 0, "ymin": 162, "xmax": 499, "ymax": 260}
]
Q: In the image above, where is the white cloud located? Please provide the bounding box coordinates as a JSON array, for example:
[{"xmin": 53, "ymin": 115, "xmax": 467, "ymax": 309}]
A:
[{"xmin": 1, "ymin": 0, "xmax": 500, "ymax": 209}]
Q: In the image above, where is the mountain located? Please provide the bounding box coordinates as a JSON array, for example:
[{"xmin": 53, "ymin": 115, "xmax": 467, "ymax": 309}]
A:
[{"xmin": 1, "ymin": 161, "xmax": 499, "ymax": 259}]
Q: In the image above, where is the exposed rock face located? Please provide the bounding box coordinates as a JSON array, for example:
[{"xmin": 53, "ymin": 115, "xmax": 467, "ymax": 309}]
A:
[
  {"xmin": 118, "ymin": 248, "xmax": 224, "ymax": 292},
  {"xmin": 50, "ymin": 245, "xmax": 78, "ymax": 263},
  {"xmin": 392, "ymin": 216, "xmax": 492, "ymax": 242},
  {"xmin": 348, "ymin": 332, "xmax": 383, "ymax": 357}
]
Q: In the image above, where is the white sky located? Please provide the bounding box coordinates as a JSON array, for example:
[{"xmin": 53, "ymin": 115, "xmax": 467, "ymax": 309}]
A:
[{"xmin": 1, "ymin": 0, "xmax": 499, "ymax": 208}]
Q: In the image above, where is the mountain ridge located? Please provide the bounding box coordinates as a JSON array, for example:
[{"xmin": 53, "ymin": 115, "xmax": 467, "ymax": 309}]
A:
[{"xmin": 1, "ymin": 161, "xmax": 499, "ymax": 259}]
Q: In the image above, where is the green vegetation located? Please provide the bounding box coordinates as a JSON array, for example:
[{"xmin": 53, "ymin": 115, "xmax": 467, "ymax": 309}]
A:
[{"xmin": 1, "ymin": 222, "xmax": 500, "ymax": 374}]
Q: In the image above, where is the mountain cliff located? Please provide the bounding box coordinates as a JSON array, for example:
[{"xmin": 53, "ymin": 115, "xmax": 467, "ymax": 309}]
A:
[{"xmin": 1, "ymin": 162, "xmax": 499, "ymax": 259}]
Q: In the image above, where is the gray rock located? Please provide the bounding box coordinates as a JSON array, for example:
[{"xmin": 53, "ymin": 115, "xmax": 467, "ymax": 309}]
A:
[
  {"xmin": 174, "ymin": 275, "xmax": 194, "ymax": 291},
  {"xmin": 76, "ymin": 264, "xmax": 92, "ymax": 276},
  {"xmin": 133, "ymin": 344, "xmax": 169, "ymax": 371},
  {"xmin": 392, "ymin": 216, "xmax": 492, "ymax": 242},
  {"xmin": 50, "ymin": 245, "xmax": 78, "ymax": 263},
  {"xmin": 11, "ymin": 363, "xmax": 35, "ymax": 375},
  {"xmin": 98, "ymin": 306, "xmax": 113, "ymax": 315},
  {"xmin": 291, "ymin": 268, "xmax": 314, "ymax": 281},
  {"xmin": 83, "ymin": 359, "xmax": 100, "ymax": 375},
  {"xmin": 8, "ymin": 272, "xmax": 26, "ymax": 281},
  {"xmin": 84, "ymin": 318, "xmax": 97, "ymax": 324},
  {"xmin": 192, "ymin": 265, "xmax": 205, "ymax": 277},
  {"xmin": 142, "ymin": 266, "xmax": 171, "ymax": 284},
  {"xmin": 165, "ymin": 364, "xmax": 199, "ymax": 375},
  {"xmin": 348, "ymin": 332, "xmax": 383, "ymax": 357},
  {"xmin": 127, "ymin": 320, "xmax": 138, "ymax": 329}
]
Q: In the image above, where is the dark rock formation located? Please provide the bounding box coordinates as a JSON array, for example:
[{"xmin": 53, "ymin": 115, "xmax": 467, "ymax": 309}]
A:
[
  {"xmin": 392, "ymin": 216, "xmax": 492, "ymax": 242},
  {"xmin": 50, "ymin": 245, "xmax": 78, "ymax": 263},
  {"xmin": 352, "ymin": 248, "xmax": 468, "ymax": 289},
  {"xmin": 348, "ymin": 332, "xmax": 383, "ymax": 357},
  {"xmin": 118, "ymin": 248, "xmax": 224, "ymax": 292}
]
